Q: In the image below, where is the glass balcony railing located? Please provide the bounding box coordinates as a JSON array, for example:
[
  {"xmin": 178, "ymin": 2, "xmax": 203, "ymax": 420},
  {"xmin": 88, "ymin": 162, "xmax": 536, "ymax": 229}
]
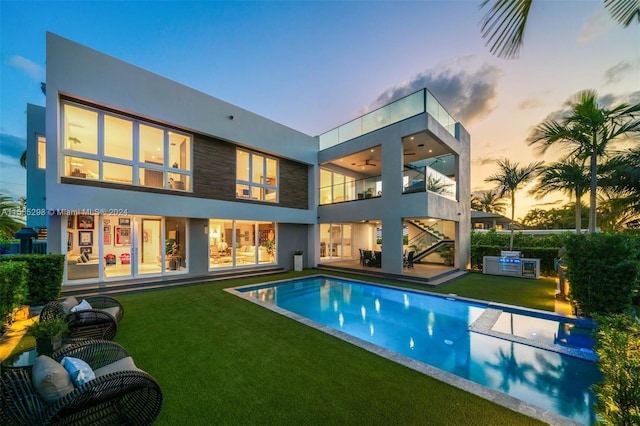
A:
[
  {"xmin": 319, "ymin": 89, "xmax": 457, "ymax": 150},
  {"xmin": 319, "ymin": 175, "xmax": 382, "ymax": 205},
  {"xmin": 402, "ymin": 166, "xmax": 456, "ymax": 201}
]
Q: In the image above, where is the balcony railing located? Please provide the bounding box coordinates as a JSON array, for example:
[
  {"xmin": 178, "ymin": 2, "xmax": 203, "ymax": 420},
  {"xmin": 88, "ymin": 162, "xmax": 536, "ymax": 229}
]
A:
[
  {"xmin": 402, "ymin": 166, "xmax": 457, "ymax": 201},
  {"xmin": 319, "ymin": 175, "xmax": 382, "ymax": 205},
  {"xmin": 319, "ymin": 89, "xmax": 457, "ymax": 150}
]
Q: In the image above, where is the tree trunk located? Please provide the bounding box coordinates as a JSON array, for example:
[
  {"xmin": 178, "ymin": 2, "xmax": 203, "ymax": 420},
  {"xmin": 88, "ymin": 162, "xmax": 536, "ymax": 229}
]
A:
[
  {"xmin": 588, "ymin": 131, "xmax": 598, "ymax": 233},
  {"xmin": 575, "ymin": 190, "xmax": 582, "ymax": 233},
  {"xmin": 509, "ymin": 193, "xmax": 515, "ymax": 251}
]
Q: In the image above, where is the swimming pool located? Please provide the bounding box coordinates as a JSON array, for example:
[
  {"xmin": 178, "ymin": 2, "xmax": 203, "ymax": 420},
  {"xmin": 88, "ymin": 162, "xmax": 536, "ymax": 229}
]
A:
[{"xmin": 231, "ymin": 276, "xmax": 601, "ymax": 425}]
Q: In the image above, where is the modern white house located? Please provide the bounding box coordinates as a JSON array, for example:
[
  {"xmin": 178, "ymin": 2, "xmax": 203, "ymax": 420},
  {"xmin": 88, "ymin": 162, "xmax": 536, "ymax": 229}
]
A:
[{"xmin": 25, "ymin": 32, "xmax": 470, "ymax": 289}]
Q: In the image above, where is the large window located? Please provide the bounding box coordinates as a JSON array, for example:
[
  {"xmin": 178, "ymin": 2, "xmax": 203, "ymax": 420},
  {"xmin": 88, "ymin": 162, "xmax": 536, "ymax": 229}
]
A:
[
  {"xmin": 209, "ymin": 219, "xmax": 276, "ymax": 269},
  {"xmin": 61, "ymin": 101, "xmax": 192, "ymax": 190},
  {"xmin": 236, "ymin": 149, "xmax": 278, "ymax": 202},
  {"xmin": 319, "ymin": 168, "xmax": 356, "ymax": 205}
]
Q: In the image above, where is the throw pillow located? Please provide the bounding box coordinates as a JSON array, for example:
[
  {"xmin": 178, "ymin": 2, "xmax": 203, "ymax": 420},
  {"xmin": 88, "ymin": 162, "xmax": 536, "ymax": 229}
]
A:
[
  {"xmin": 82, "ymin": 252, "xmax": 90, "ymax": 262},
  {"xmin": 60, "ymin": 296, "xmax": 79, "ymax": 314},
  {"xmin": 61, "ymin": 356, "xmax": 95, "ymax": 386},
  {"xmin": 32, "ymin": 355, "xmax": 75, "ymax": 403},
  {"xmin": 70, "ymin": 299, "xmax": 93, "ymax": 312}
]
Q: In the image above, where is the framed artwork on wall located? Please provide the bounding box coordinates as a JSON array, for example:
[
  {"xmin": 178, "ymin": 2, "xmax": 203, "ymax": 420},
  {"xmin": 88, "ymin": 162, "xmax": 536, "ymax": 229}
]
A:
[
  {"xmin": 67, "ymin": 216, "xmax": 75, "ymax": 229},
  {"xmin": 67, "ymin": 231, "xmax": 73, "ymax": 251},
  {"xmin": 115, "ymin": 227, "xmax": 131, "ymax": 246},
  {"xmin": 77, "ymin": 215, "xmax": 94, "ymax": 229},
  {"xmin": 79, "ymin": 231, "xmax": 93, "ymax": 246},
  {"xmin": 119, "ymin": 218, "xmax": 131, "ymax": 226},
  {"xmin": 104, "ymin": 234, "xmax": 111, "ymax": 245}
]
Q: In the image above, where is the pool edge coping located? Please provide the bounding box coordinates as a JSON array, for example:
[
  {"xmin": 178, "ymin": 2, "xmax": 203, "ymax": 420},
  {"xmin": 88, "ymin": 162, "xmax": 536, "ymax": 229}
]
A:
[{"xmin": 226, "ymin": 274, "xmax": 589, "ymax": 426}]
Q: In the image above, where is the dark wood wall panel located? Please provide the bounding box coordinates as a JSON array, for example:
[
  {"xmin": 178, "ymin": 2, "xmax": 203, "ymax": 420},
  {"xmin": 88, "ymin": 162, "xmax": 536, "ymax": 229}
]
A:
[
  {"xmin": 193, "ymin": 135, "xmax": 237, "ymax": 201},
  {"xmin": 278, "ymin": 158, "xmax": 308, "ymax": 209}
]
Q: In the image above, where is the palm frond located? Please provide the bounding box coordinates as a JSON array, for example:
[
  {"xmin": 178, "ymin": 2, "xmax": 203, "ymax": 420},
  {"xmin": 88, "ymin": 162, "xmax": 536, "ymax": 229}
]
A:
[
  {"xmin": 479, "ymin": 0, "xmax": 533, "ymax": 59},
  {"xmin": 604, "ymin": 0, "xmax": 640, "ymax": 27}
]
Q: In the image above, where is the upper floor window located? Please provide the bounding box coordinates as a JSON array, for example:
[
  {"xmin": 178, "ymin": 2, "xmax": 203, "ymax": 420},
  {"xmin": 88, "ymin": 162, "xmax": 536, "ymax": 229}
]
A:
[
  {"xmin": 61, "ymin": 101, "xmax": 192, "ymax": 190},
  {"xmin": 236, "ymin": 149, "xmax": 278, "ymax": 202},
  {"xmin": 37, "ymin": 135, "xmax": 46, "ymax": 169}
]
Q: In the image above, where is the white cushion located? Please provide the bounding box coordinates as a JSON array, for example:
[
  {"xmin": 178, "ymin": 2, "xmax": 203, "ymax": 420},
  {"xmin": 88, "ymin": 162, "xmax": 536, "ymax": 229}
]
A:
[
  {"xmin": 94, "ymin": 356, "xmax": 141, "ymax": 377},
  {"xmin": 32, "ymin": 355, "xmax": 75, "ymax": 403},
  {"xmin": 61, "ymin": 356, "xmax": 95, "ymax": 386},
  {"xmin": 70, "ymin": 299, "xmax": 93, "ymax": 312}
]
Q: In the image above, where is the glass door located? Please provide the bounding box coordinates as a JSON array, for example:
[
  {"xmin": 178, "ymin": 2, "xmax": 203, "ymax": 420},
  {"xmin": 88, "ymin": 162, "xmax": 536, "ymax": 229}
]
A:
[{"xmin": 138, "ymin": 218, "xmax": 162, "ymax": 275}]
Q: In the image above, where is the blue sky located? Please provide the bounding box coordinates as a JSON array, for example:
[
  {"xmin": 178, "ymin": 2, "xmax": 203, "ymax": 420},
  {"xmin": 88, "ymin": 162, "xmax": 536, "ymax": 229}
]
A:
[{"xmin": 1, "ymin": 0, "xmax": 638, "ymax": 218}]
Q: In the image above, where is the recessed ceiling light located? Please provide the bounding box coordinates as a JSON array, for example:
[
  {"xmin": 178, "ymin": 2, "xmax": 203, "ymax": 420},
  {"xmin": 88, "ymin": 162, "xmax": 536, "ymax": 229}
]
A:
[
  {"xmin": 410, "ymin": 136, "xmax": 414, "ymax": 140},
  {"xmin": 429, "ymin": 149, "xmax": 433, "ymax": 153},
  {"xmin": 370, "ymin": 149, "xmax": 374, "ymax": 152}
]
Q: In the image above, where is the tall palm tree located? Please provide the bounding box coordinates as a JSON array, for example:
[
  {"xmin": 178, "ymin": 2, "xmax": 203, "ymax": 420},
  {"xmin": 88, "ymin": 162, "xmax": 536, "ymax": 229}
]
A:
[
  {"xmin": 471, "ymin": 189, "xmax": 507, "ymax": 214},
  {"xmin": 480, "ymin": 0, "xmax": 639, "ymax": 59},
  {"xmin": 528, "ymin": 157, "xmax": 590, "ymax": 232},
  {"xmin": 485, "ymin": 158, "xmax": 543, "ymax": 250},
  {"xmin": 528, "ymin": 90, "xmax": 640, "ymax": 232}
]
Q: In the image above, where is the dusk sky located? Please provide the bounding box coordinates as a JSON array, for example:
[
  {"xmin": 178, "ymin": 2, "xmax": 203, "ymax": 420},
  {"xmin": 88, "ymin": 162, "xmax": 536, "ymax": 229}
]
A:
[{"xmin": 1, "ymin": 0, "xmax": 638, "ymax": 219}]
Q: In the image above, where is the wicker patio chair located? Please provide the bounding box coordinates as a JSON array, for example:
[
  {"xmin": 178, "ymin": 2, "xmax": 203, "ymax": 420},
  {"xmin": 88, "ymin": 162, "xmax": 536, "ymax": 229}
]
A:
[
  {"xmin": 0, "ymin": 339, "xmax": 163, "ymax": 425},
  {"xmin": 40, "ymin": 296, "xmax": 124, "ymax": 341}
]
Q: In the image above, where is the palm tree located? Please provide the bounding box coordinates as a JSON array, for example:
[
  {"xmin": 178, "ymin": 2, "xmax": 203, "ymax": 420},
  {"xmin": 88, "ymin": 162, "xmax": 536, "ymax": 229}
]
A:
[
  {"xmin": 485, "ymin": 158, "xmax": 543, "ymax": 250},
  {"xmin": 0, "ymin": 195, "xmax": 25, "ymax": 239},
  {"xmin": 599, "ymin": 148, "xmax": 640, "ymax": 217},
  {"xmin": 529, "ymin": 157, "xmax": 590, "ymax": 232},
  {"xmin": 528, "ymin": 90, "xmax": 640, "ymax": 232},
  {"xmin": 479, "ymin": 0, "xmax": 639, "ymax": 59},
  {"xmin": 471, "ymin": 190, "xmax": 507, "ymax": 214}
]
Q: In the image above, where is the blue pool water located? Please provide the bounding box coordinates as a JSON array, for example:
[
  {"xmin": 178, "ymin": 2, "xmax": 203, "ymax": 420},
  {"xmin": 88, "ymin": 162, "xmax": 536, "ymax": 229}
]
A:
[{"xmin": 235, "ymin": 276, "xmax": 601, "ymax": 425}]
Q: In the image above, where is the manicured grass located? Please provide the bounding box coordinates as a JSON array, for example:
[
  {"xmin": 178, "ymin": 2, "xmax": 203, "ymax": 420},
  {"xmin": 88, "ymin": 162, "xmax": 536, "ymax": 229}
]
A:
[{"xmin": 108, "ymin": 270, "xmax": 545, "ymax": 425}]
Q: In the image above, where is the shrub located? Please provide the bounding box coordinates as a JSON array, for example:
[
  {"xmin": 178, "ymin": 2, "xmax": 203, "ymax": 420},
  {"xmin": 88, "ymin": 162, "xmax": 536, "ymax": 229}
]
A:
[
  {"xmin": 592, "ymin": 314, "xmax": 640, "ymax": 426},
  {"xmin": 27, "ymin": 317, "xmax": 68, "ymax": 338},
  {"xmin": 565, "ymin": 233, "xmax": 639, "ymax": 316},
  {"xmin": 0, "ymin": 254, "xmax": 64, "ymax": 305},
  {"xmin": 0, "ymin": 261, "xmax": 28, "ymax": 326}
]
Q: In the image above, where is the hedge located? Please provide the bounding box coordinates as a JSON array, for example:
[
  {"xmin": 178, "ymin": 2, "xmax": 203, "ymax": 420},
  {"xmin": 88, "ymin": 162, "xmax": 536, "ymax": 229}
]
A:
[
  {"xmin": 0, "ymin": 261, "xmax": 28, "ymax": 326},
  {"xmin": 0, "ymin": 254, "xmax": 64, "ymax": 305},
  {"xmin": 565, "ymin": 233, "xmax": 639, "ymax": 316}
]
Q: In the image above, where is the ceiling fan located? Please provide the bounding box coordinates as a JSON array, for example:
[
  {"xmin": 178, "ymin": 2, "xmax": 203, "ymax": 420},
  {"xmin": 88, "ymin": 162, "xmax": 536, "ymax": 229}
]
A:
[{"xmin": 357, "ymin": 159, "xmax": 377, "ymax": 167}]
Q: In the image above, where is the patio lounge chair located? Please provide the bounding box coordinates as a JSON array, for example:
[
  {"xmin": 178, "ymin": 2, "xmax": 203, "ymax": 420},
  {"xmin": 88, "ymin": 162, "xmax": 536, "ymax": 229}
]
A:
[
  {"xmin": 0, "ymin": 339, "xmax": 163, "ymax": 425},
  {"xmin": 39, "ymin": 296, "xmax": 124, "ymax": 341}
]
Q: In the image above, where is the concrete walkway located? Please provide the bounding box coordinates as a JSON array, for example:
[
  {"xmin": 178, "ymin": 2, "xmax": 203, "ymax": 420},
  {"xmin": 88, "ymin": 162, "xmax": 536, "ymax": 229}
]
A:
[{"xmin": 0, "ymin": 316, "xmax": 36, "ymax": 362}]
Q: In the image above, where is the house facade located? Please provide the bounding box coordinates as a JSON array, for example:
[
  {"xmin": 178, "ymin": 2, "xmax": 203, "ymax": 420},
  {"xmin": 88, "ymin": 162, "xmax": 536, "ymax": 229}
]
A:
[{"xmin": 26, "ymin": 33, "xmax": 470, "ymax": 287}]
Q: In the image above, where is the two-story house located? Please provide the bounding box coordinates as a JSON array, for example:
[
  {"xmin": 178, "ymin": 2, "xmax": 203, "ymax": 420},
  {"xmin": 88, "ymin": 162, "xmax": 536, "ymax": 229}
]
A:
[{"xmin": 25, "ymin": 33, "xmax": 469, "ymax": 289}]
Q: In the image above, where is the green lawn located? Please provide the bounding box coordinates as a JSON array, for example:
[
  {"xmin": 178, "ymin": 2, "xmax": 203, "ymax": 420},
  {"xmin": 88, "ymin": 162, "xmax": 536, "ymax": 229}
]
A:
[
  {"xmin": 111, "ymin": 270, "xmax": 548, "ymax": 425},
  {"xmin": 9, "ymin": 270, "xmax": 570, "ymax": 424}
]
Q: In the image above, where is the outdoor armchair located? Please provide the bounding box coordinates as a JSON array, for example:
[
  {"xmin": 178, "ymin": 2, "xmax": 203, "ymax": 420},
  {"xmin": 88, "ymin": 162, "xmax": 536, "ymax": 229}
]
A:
[
  {"xmin": 40, "ymin": 296, "xmax": 124, "ymax": 341},
  {"xmin": 0, "ymin": 339, "xmax": 163, "ymax": 426}
]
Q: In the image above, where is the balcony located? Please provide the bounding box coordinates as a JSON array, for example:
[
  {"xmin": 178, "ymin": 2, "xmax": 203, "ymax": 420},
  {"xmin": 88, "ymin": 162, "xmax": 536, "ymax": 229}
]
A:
[
  {"xmin": 319, "ymin": 89, "xmax": 457, "ymax": 150},
  {"xmin": 320, "ymin": 175, "xmax": 382, "ymax": 205}
]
